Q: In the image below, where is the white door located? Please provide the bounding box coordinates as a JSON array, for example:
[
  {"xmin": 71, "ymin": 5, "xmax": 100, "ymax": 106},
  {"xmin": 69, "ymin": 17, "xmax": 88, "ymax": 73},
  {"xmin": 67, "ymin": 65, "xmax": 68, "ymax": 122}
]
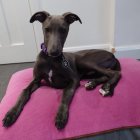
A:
[{"xmin": 0, "ymin": 0, "xmax": 38, "ymax": 64}]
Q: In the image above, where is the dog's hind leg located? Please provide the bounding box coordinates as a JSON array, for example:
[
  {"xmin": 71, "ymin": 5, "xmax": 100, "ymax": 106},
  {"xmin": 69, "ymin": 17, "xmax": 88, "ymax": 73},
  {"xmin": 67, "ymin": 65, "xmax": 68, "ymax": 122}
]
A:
[
  {"xmin": 99, "ymin": 70, "xmax": 121, "ymax": 96},
  {"xmin": 80, "ymin": 62, "xmax": 121, "ymax": 96},
  {"xmin": 2, "ymin": 78, "xmax": 41, "ymax": 127},
  {"xmin": 85, "ymin": 76, "xmax": 109, "ymax": 90},
  {"xmin": 92, "ymin": 65, "xmax": 121, "ymax": 96}
]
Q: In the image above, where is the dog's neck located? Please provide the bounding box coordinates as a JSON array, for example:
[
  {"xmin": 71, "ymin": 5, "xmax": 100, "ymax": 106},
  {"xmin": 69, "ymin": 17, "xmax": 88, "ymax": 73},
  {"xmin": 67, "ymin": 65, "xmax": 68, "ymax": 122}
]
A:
[{"xmin": 41, "ymin": 43, "xmax": 71, "ymax": 69}]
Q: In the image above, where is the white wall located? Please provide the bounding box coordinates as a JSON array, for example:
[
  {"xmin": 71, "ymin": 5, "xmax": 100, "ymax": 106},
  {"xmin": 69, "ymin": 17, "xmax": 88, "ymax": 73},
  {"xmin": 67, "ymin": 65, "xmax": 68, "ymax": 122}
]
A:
[
  {"xmin": 30, "ymin": 0, "xmax": 113, "ymax": 51},
  {"xmin": 114, "ymin": 0, "xmax": 140, "ymax": 46},
  {"xmin": 1, "ymin": 0, "xmax": 140, "ymax": 64},
  {"xmin": 114, "ymin": 0, "xmax": 140, "ymax": 58}
]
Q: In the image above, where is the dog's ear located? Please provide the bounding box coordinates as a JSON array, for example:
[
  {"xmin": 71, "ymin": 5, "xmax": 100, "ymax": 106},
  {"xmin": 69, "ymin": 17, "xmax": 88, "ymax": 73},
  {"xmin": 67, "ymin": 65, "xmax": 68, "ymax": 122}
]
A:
[
  {"xmin": 30, "ymin": 11, "xmax": 50, "ymax": 23},
  {"xmin": 63, "ymin": 12, "xmax": 82, "ymax": 24}
]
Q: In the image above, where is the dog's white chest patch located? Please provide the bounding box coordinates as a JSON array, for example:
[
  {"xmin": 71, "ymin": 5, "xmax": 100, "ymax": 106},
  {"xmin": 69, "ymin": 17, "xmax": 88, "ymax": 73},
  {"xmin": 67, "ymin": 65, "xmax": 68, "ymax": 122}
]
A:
[{"xmin": 48, "ymin": 70, "xmax": 53, "ymax": 83}]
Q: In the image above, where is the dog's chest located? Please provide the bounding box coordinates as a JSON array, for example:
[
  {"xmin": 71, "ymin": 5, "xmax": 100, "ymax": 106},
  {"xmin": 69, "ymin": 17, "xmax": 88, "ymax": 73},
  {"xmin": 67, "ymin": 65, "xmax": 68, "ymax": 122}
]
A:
[
  {"xmin": 48, "ymin": 69, "xmax": 53, "ymax": 83},
  {"xmin": 46, "ymin": 68, "xmax": 70, "ymax": 89}
]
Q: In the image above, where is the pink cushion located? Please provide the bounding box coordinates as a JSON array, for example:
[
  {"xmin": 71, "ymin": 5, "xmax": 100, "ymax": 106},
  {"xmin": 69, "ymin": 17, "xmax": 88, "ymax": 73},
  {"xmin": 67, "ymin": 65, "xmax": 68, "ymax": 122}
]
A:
[{"xmin": 0, "ymin": 58, "xmax": 140, "ymax": 140}]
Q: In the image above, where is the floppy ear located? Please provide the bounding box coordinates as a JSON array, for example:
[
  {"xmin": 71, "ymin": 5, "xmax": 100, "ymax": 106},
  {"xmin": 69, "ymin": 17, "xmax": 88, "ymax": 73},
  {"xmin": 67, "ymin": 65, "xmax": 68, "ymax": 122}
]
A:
[
  {"xmin": 63, "ymin": 12, "xmax": 82, "ymax": 24},
  {"xmin": 30, "ymin": 11, "xmax": 50, "ymax": 23}
]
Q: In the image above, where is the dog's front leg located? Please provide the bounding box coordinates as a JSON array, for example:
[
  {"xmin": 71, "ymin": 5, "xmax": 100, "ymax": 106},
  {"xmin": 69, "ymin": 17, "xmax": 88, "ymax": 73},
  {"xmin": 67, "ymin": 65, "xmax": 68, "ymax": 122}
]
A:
[
  {"xmin": 55, "ymin": 78, "xmax": 79, "ymax": 130},
  {"xmin": 3, "ymin": 78, "xmax": 41, "ymax": 127}
]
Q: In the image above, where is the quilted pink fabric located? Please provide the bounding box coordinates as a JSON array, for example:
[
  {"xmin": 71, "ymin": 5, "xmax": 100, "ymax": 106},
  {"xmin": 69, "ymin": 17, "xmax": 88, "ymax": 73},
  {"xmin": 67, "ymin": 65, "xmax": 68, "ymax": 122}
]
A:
[{"xmin": 0, "ymin": 58, "xmax": 140, "ymax": 140}]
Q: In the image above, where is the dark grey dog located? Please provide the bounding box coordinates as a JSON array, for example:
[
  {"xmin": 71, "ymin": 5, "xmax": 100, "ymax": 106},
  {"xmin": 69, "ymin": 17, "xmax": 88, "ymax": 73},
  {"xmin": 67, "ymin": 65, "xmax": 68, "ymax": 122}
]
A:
[{"xmin": 3, "ymin": 11, "xmax": 121, "ymax": 130}]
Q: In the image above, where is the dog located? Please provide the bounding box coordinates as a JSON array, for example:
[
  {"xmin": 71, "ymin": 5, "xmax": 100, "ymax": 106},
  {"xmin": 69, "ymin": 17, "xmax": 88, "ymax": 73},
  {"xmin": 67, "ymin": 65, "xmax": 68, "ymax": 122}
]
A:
[{"xmin": 2, "ymin": 11, "xmax": 121, "ymax": 130}]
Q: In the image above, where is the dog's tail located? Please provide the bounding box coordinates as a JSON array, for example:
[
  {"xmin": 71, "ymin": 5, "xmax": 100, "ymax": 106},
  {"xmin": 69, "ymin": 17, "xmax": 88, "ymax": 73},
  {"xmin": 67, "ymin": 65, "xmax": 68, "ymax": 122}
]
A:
[{"xmin": 110, "ymin": 48, "xmax": 121, "ymax": 71}]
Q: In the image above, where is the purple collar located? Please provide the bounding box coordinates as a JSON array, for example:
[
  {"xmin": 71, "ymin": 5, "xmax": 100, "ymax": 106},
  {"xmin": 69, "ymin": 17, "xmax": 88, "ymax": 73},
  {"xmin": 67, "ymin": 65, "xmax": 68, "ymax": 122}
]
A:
[{"xmin": 41, "ymin": 43, "xmax": 47, "ymax": 54}]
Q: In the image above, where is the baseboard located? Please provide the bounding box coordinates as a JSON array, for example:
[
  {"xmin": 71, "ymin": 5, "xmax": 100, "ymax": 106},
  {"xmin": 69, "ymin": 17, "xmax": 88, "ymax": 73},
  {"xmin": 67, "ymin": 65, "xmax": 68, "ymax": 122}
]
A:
[
  {"xmin": 113, "ymin": 44, "xmax": 140, "ymax": 59},
  {"xmin": 63, "ymin": 44, "xmax": 111, "ymax": 52},
  {"xmin": 63, "ymin": 43, "xmax": 140, "ymax": 59}
]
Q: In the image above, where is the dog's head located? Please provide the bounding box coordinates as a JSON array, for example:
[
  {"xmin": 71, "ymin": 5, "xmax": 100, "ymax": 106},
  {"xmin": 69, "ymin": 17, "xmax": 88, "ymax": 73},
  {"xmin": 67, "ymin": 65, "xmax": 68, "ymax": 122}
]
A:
[{"xmin": 30, "ymin": 11, "xmax": 82, "ymax": 57}]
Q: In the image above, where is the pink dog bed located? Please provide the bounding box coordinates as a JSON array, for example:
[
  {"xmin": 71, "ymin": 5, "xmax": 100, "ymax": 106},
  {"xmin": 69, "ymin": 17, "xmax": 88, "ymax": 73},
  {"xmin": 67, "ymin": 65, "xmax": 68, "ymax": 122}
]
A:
[{"xmin": 0, "ymin": 58, "xmax": 140, "ymax": 140}]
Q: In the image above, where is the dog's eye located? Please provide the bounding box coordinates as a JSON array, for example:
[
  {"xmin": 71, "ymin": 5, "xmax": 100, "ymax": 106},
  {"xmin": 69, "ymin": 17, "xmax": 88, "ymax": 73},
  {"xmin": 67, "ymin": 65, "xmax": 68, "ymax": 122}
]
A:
[{"xmin": 45, "ymin": 28, "xmax": 50, "ymax": 32}]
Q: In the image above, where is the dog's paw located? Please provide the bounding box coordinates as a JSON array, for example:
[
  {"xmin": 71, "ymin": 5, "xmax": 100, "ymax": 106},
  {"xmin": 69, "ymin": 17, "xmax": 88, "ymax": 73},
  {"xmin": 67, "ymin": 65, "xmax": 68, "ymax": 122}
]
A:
[
  {"xmin": 85, "ymin": 80, "xmax": 97, "ymax": 90},
  {"xmin": 99, "ymin": 83, "xmax": 114, "ymax": 97},
  {"xmin": 55, "ymin": 105, "xmax": 68, "ymax": 130},
  {"xmin": 2, "ymin": 108, "xmax": 18, "ymax": 127}
]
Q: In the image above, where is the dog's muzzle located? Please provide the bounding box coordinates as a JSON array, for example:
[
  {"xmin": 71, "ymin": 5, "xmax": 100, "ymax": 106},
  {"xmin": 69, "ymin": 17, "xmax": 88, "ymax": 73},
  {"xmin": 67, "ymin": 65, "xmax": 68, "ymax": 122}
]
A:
[{"xmin": 41, "ymin": 43, "xmax": 61, "ymax": 57}]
